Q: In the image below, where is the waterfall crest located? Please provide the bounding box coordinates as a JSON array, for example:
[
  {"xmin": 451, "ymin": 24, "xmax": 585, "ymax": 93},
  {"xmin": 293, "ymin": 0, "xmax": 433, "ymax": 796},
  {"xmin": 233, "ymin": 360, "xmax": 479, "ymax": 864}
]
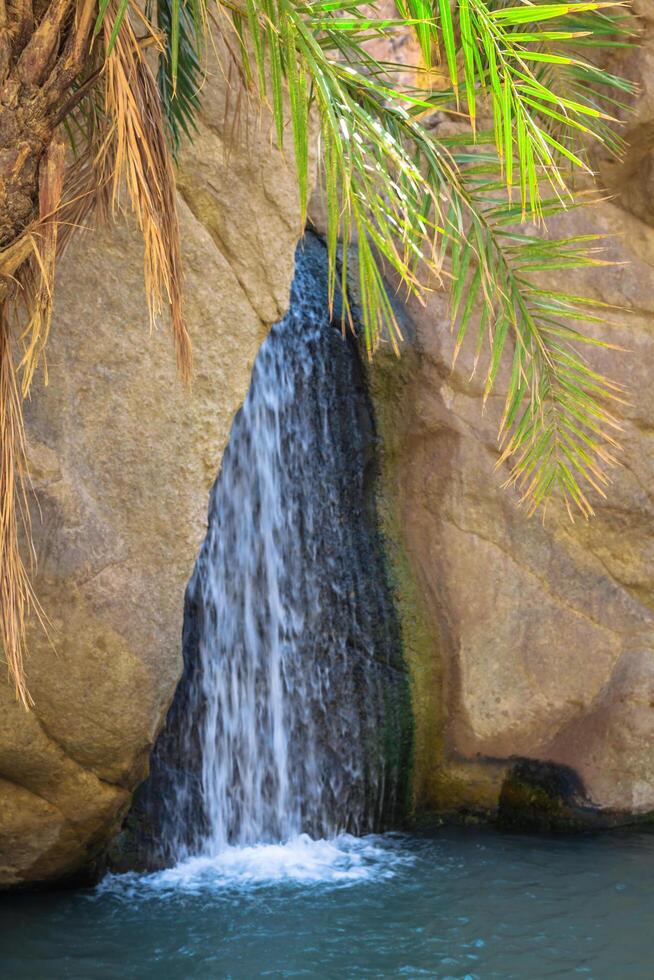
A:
[{"xmin": 128, "ymin": 234, "xmax": 410, "ymax": 867}]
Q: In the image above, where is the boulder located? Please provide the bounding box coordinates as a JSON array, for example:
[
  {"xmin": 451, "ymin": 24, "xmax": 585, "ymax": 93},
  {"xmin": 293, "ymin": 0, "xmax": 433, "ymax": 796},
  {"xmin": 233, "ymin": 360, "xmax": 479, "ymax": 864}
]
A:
[
  {"xmin": 0, "ymin": 45, "xmax": 306, "ymax": 887},
  {"xmin": 371, "ymin": 10, "xmax": 654, "ymax": 824}
]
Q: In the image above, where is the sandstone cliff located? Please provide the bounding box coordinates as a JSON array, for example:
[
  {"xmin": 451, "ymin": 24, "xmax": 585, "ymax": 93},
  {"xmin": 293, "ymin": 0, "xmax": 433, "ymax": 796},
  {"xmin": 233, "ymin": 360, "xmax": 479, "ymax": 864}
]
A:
[
  {"xmin": 0, "ymin": 50, "xmax": 305, "ymax": 888},
  {"xmin": 372, "ymin": 2, "xmax": 654, "ymax": 826}
]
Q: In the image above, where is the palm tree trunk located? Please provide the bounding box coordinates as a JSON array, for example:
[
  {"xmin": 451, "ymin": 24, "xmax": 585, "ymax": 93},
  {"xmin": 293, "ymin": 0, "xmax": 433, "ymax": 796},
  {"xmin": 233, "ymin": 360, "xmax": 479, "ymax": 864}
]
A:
[{"xmin": 0, "ymin": 0, "xmax": 95, "ymax": 249}]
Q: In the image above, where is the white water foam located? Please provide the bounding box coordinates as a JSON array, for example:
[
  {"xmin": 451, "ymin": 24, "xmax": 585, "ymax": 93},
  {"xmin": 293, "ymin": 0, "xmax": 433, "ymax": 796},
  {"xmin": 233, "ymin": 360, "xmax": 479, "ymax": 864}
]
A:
[{"xmin": 97, "ymin": 834, "xmax": 412, "ymax": 899}]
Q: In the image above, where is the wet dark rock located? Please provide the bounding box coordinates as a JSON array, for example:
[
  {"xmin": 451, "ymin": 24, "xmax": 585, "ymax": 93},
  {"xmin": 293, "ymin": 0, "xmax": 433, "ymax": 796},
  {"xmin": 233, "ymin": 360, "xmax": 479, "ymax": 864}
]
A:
[
  {"xmin": 498, "ymin": 759, "xmax": 654, "ymax": 833},
  {"xmin": 111, "ymin": 234, "xmax": 412, "ymax": 870}
]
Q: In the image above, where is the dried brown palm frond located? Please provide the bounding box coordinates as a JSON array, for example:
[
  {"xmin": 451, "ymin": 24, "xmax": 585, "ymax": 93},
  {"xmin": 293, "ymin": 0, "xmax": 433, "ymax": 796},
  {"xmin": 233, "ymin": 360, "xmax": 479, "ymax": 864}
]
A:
[
  {"xmin": 0, "ymin": 144, "xmax": 68, "ymax": 709},
  {"xmin": 0, "ymin": 0, "xmax": 103, "ymax": 705},
  {"xmin": 0, "ymin": 0, "xmax": 191, "ymax": 705},
  {"xmin": 16, "ymin": 134, "xmax": 68, "ymax": 396},
  {"xmin": 100, "ymin": 4, "xmax": 191, "ymax": 381},
  {"xmin": 0, "ymin": 315, "xmax": 35, "ymax": 708},
  {"xmin": 0, "ymin": 136, "xmax": 76, "ymax": 709}
]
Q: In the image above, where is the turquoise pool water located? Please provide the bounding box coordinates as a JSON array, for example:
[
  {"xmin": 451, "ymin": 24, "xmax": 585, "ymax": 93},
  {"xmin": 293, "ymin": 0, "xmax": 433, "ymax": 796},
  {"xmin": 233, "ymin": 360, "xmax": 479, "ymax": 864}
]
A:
[{"xmin": 1, "ymin": 828, "xmax": 652, "ymax": 979}]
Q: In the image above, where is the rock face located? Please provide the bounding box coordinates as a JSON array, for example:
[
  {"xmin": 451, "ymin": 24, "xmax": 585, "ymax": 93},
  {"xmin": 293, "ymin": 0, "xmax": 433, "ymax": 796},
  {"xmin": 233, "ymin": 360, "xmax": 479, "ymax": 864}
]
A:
[
  {"xmin": 0, "ymin": 45, "xmax": 307, "ymax": 888},
  {"xmin": 372, "ymin": 7, "xmax": 654, "ymax": 825}
]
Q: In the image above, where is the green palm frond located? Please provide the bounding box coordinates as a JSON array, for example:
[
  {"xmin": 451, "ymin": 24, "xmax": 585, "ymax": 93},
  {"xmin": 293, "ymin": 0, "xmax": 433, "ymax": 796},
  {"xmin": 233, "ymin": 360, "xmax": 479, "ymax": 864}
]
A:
[
  {"xmin": 155, "ymin": 0, "xmax": 203, "ymax": 153},
  {"xmin": 442, "ymin": 1, "xmax": 630, "ymax": 209},
  {"xmin": 444, "ymin": 173, "xmax": 626, "ymax": 517},
  {"xmin": 0, "ymin": 0, "xmax": 633, "ymax": 705},
  {"xmin": 91, "ymin": 0, "xmax": 631, "ymax": 518}
]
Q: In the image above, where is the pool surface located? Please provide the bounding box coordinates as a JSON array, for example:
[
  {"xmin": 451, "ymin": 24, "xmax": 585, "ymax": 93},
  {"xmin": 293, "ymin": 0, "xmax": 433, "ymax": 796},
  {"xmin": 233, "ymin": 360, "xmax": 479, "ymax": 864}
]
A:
[{"xmin": 1, "ymin": 828, "xmax": 652, "ymax": 979}]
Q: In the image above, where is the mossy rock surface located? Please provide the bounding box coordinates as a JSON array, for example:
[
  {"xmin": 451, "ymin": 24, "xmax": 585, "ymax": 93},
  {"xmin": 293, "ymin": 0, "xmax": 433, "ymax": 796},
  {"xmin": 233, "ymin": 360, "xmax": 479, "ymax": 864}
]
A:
[{"xmin": 498, "ymin": 760, "xmax": 654, "ymax": 833}]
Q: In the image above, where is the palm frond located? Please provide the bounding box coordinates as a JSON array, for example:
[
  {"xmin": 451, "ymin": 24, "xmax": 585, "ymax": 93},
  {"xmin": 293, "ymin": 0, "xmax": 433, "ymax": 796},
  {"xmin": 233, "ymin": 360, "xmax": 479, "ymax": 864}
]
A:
[
  {"xmin": 95, "ymin": 0, "xmax": 628, "ymax": 516},
  {"xmin": 0, "ymin": 0, "xmax": 632, "ymax": 703},
  {"xmin": 205, "ymin": 0, "xmax": 628, "ymax": 517},
  {"xmin": 0, "ymin": 318, "xmax": 34, "ymax": 709},
  {"xmin": 101, "ymin": 1, "xmax": 192, "ymax": 380},
  {"xmin": 155, "ymin": 0, "xmax": 203, "ymax": 153}
]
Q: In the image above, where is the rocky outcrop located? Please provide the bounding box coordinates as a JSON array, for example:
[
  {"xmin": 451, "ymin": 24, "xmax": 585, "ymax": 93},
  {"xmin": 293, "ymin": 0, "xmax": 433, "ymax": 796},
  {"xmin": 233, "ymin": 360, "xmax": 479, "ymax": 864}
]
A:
[
  {"xmin": 0, "ymin": 44, "xmax": 307, "ymax": 888},
  {"xmin": 372, "ymin": 7, "xmax": 654, "ymax": 826}
]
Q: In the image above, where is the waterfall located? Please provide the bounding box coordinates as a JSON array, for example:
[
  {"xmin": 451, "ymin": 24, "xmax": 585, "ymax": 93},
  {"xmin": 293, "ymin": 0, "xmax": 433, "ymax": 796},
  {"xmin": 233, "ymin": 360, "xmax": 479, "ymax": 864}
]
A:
[{"xmin": 127, "ymin": 234, "xmax": 410, "ymax": 868}]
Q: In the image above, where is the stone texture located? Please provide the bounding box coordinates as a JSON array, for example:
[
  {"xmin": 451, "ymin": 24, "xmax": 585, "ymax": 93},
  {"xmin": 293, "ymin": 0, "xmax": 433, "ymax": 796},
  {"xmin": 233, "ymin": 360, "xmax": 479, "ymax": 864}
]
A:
[
  {"xmin": 595, "ymin": 0, "xmax": 654, "ymax": 228},
  {"xmin": 545, "ymin": 649, "xmax": 654, "ymax": 814},
  {"xmin": 371, "ymin": 13, "xmax": 654, "ymax": 823},
  {"xmin": 0, "ymin": 43, "xmax": 308, "ymax": 888}
]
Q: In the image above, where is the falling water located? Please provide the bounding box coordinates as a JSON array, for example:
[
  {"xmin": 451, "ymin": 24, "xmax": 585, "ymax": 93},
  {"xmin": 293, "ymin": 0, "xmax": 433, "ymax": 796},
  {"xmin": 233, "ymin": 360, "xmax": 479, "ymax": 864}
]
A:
[{"xmin": 126, "ymin": 234, "xmax": 410, "ymax": 869}]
